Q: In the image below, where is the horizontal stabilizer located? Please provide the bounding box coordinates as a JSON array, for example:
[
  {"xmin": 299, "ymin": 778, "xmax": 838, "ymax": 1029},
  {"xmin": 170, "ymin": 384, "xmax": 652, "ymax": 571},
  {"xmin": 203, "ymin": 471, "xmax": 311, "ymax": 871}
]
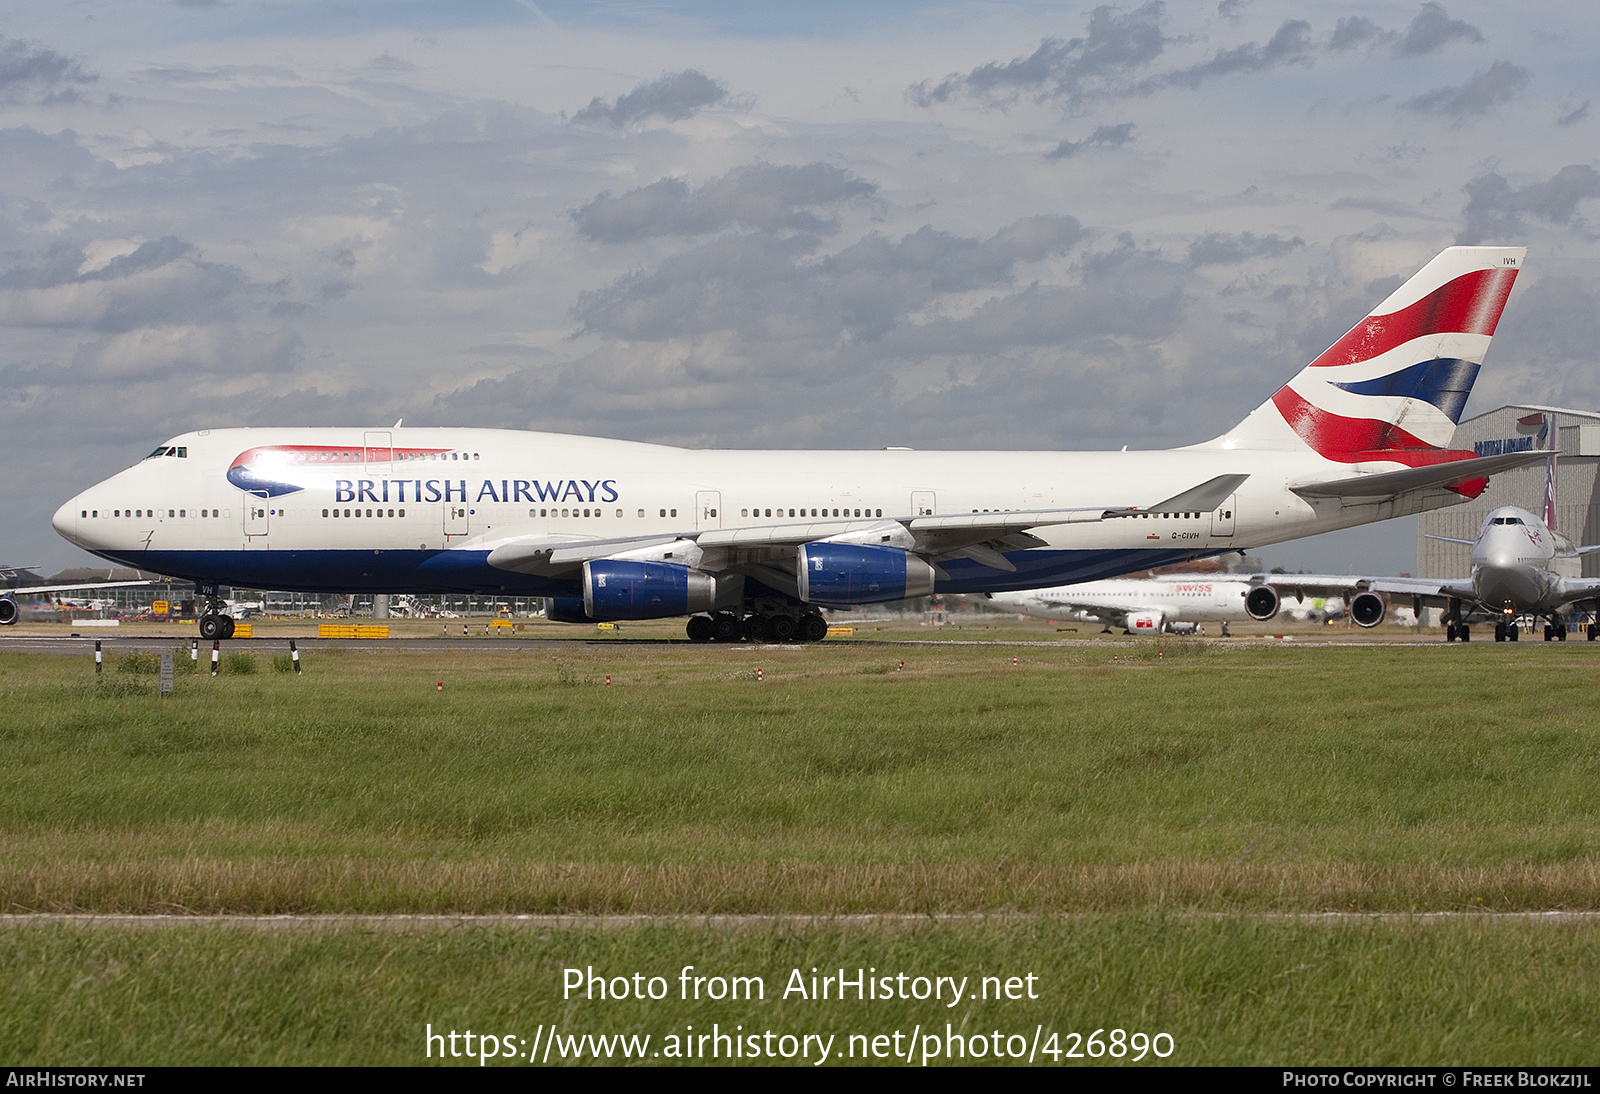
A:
[
  {"xmin": 1107, "ymin": 474, "xmax": 1250, "ymax": 516},
  {"xmin": 1291, "ymin": 450, "xmax": 1547, "ymax": 499}
]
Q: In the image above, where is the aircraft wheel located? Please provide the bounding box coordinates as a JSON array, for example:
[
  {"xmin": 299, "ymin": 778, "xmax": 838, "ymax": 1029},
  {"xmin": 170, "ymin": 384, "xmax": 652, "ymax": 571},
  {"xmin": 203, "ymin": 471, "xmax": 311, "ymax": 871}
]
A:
[
  {"xmin": 768, "ymin": 615, "xmax": 797, "ymax": 643},
  {"xmin": 221, "ymin": 616, "xmax": 236, "ymax": 639},
  {"xmin": 711, "ymin": 614, "xmax": 741, "ymax": 643},
  {"xmin": 686, "ymin": 615, "xmax": 714, "ymax": 642},
  {"xmin": 1494, "ymin": 623, "xmax": 1505, "ymax": 642},
  {"xmin": 1544, "ymin": 625, "xmax": 1555, "ymax": 642},
  {"xmin": 742, "ymin": 615, "xmax": 769, "ymax": 643},
  {"xmin": 1558, "ymin": 625, "xmax": 1568, "ymax": 641},
  {"xmin": 1509, "ymin": 625, "xmax": 1519, "ymax": 641},
  {"xmin": 1588, "ymin": 624, "xmax": 1598, "ymax": 642},
  {"xmin": 1460, "ymin": 626, "xmax": 1469, "ymax": 642},
  {"xmin": 800, "ymin": 614, "xmax": 829, "ymax": 643},
  {"xmin": 199, "ymin": 614, "xmax": 223, "ymax": 641}
]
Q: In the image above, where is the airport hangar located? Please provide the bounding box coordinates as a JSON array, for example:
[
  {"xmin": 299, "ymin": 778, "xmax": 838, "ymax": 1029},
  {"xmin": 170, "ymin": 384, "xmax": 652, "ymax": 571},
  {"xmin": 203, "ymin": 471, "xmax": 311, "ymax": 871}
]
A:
[{"xmin": 1419, "ymin": 405, "xmax": 1600, "ymax": 587}]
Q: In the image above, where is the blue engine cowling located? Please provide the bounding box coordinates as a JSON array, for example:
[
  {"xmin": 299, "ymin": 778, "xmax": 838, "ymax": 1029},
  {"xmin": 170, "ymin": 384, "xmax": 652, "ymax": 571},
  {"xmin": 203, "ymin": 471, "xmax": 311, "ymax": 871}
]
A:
[
  {"xmin": 582, "ymin": 560, "xmax": 716, "ymax": 621},
  {"xmin": 796, "ymin": 543, "xmax": 936, "ymax": 606},
  {"xmin": 546, "ymin": 597, "xmax": 593, "ymax": 624}
]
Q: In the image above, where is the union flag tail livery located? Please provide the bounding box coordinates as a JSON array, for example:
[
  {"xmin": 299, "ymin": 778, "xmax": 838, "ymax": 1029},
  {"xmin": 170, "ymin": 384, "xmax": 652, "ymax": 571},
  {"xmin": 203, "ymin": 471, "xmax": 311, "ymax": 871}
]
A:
[
  {"xmin": 52, "ymin": 244, "xmax": 1547, "ymax": 642},
  {"xmin": 1207, "ymin": 246, "xmax": 1524, "ymax": 467}
]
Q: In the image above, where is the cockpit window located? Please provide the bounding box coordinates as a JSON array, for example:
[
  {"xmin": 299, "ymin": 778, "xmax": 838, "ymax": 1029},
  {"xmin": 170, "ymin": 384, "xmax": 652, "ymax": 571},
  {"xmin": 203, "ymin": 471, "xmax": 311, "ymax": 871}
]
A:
[
  {"xmin": 1491, "ymin": 516, "xmax": 1526, "ymax": 525},
  {"xmin": 143, "ymin": 445, "xmax": 187, "ymax": 459}
]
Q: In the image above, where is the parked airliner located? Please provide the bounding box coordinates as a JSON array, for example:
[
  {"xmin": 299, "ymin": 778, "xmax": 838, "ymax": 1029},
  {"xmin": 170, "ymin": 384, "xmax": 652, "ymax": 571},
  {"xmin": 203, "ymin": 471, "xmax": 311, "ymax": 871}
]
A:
[
  {"xmin": 51, "ymin": 246, "xmax": 1540, "ymax": 642},
  {"xmin": 990, "ymin": 576, "xmax": 1261, "ymax": 636},
  {"xmin": 1236, "ymin": 430, "xmax": 1600, "ymax": 642}
]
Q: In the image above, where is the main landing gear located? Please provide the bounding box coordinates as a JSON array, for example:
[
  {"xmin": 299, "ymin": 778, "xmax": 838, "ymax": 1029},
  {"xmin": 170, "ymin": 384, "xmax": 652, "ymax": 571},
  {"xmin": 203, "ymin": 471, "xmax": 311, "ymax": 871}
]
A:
[
  {"xmin": 1445, "ymin": 622, "xmax": 1470, "ymax": 642},
  {"xmin": 195, "ymin": 588, "xmax": 236, "ymax": 640},
  {"xmin": 1493, "ymin": 620, "xmax": 1519, "ymax": 642},
  {"xmin": 686, "ymin": 607, "xmax": 830, "ymax": 644}
]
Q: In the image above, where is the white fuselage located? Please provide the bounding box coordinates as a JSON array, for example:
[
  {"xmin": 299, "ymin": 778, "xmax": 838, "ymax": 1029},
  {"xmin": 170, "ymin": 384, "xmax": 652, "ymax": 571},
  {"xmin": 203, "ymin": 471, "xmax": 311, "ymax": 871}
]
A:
[
  {"xmin": 52, "ymin": 427, "xmax": 1457, "ymax": 598},
  {"xmin": 991, "ymin": 577, "xmax": 1253, "ymax": 627}
]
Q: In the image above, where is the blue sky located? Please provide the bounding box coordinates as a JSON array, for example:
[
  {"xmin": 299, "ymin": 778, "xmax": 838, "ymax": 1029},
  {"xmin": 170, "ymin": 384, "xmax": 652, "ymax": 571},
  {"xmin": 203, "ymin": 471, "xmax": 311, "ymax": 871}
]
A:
[{"xmin": 2, "ymin": 0, "xmax": 1597, "ymax": 575}]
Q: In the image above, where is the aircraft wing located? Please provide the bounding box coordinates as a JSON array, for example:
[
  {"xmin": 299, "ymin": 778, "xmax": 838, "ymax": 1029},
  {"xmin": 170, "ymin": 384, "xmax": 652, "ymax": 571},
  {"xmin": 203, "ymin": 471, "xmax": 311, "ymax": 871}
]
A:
[
  {"xmin": 2, "ymin": 580, "xmax": 157, "ymax": 596},
  {"xmin": 1246, "ymin": 573, "xmax": 1476, "ymax": 605},
  {"xmin": 1289, "ymin": 450, "xmax": 1549, "ymax": 500},
  {"xmin": 487, "ymin": 473, "xmax": 1250, "ymax": 581},
  {"xmin": 1555, "ymin": 578, "xmax": 1600, "ymax": 605}
]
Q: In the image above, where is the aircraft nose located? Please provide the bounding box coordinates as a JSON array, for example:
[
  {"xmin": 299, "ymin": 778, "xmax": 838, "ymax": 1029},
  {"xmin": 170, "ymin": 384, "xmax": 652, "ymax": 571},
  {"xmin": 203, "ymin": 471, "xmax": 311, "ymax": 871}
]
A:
[{"xmin": 52, "ymin": 496, "xmax": 82, "ymax": 545}]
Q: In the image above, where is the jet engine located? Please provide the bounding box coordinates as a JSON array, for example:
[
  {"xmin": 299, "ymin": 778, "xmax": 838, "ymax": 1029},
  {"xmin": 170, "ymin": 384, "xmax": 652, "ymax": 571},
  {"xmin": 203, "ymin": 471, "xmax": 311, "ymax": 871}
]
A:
[
  {"xmin": 0, "ymin": 597, "xmax": 17, "ymax": 626},
  {"xmin": 582, "ymin": 559, "xmax": 716, "ymax": 621},
  {"xmin": 1244, "ymin": 584, "xmax": 1281, "ymax": 621},
  {"xmin": 546, "ymin": 597, "xmax": 593, "ymax": 624},
  {"xmin": 1350, "ymin": 590, "xmax": 1386, "ymax": 627},
  {"xmin": 796, "ymin": 543, "xmax": 936, "ymax": 605},
  {"xmin": 1128, "ymin": 611, "xmax": 1165, "ymax": 634}
]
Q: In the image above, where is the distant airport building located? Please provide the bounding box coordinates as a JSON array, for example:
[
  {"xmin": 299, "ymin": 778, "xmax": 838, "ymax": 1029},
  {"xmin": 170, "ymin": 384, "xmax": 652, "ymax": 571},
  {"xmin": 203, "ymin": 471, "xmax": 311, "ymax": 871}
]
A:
[{"xmin": 1421, "ymin": 405, "xmax": 1600, "ymax": 580}]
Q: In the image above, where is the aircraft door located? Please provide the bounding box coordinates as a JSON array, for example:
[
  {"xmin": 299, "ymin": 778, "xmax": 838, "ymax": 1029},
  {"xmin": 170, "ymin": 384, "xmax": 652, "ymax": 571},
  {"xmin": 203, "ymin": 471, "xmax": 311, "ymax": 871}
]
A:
[
  {"xmin": 244, "ymin": 492, "xmax": 270, "ymax": 542},
  {"xmin": 1211, "ymin": 495, "xmax": 1237, "ymax": 538},
  {"xmin": 911, "ymin": 490, "xmax": 937, "ymax": 516},
  {"xmin": 695, "ymin": 490, "xmax": 722, "ymax": 530},
  {"xmin": 445, "ymin": 504, "xmax": 470, "ymax": 540},
  {"xmin": 363, "ymin": 431, "xmax": 393, "ymax": 473}
]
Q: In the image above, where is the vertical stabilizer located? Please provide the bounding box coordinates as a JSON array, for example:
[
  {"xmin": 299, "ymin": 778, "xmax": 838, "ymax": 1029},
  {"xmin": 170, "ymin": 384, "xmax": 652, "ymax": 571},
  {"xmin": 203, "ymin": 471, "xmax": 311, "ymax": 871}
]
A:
[{"xmin": 1204, "ymin": 246, "xmax": 1525, "ymax": 464}]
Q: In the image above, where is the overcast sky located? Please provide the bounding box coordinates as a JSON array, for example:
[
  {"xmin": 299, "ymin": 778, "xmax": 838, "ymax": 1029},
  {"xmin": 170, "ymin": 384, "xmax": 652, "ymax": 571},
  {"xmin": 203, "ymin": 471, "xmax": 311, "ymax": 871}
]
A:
[{"xmin": 3, "ymin": 0, "xmax": 1597, "ymax": 576}]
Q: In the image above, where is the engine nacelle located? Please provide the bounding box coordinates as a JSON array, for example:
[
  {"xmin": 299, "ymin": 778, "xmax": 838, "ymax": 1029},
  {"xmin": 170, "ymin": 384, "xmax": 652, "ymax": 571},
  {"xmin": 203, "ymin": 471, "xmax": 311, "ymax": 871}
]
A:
[
  {"xmin": 1128, "ymin": 611, "xmax": 1165, "ymax": 634},
  {"xmin": 582, "ymin": 560, "xmax": 716, "ymax": 621},
  {"xmin": 0, "ymin": 597, "xmax": 17, "ymax": 626},
  {"xmin": 1351, "ymin": 590, "xmax": 1386, "ymax": 627},
  {"xmin": 796, "ymin": 543, "xmax": 936, "ymax": 605},
  {"xmin": 1244, "ymin": 584, "xmax": 1280, "ymax": 621},
  {"xmin": 546, "ymin": 597, "xmax": 593, "ymax": 624}
]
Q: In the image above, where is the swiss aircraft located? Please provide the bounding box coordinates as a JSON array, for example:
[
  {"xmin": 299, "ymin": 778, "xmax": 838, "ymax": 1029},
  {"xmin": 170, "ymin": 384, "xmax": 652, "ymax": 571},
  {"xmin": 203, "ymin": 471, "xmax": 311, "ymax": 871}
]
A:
[
  {"xmin": 1236, "ymin": 426, "xmax": 1600, "ymax": 642},
  {"xmin": 52, "ymin": 246, "xmax": 1542, "ymax": 642},
  {"xmin": 989, "ymin": 575, "xmax": 1264, "ymax": 636}
]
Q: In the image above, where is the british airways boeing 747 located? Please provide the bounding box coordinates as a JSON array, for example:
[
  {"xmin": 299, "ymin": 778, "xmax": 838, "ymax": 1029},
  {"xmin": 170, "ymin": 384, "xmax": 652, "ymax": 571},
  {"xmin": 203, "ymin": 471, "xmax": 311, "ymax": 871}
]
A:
[{"xmin": 49, "ymin": 246, "xmax": 1539, "ymax": 641}]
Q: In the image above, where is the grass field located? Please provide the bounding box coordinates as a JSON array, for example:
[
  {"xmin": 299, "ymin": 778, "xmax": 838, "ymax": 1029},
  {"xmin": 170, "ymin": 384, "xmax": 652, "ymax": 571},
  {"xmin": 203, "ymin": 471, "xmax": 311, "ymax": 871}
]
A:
[{"xmin": 4, "ymin": 633, "xmax": 1600, "ymax": 1064}]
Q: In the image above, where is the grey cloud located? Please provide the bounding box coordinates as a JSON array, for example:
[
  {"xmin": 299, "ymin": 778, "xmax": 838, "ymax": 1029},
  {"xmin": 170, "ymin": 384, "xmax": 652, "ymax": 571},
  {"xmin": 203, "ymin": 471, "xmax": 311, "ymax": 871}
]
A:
[
  {"xmin": 574, "ymin": 214, "xmax": 1084, "ymax": 344},
  {"xmin": 0, "ymin": 36, "xmax": 96, "ymax": 105},
  {"xmin": 1404, "ymin": 61, "xmax": 1529, "ymax": 116},
  {"xmin": 573, "ymin": 163, "xmax": 877, "ymax": 244},
  {"xmin": 1186, "ymin": 231, "xmax": 1304, "ymax": 266},
  {"xmin": 1162, "ymin": 20, "xmax": 1312, "ymax": 90},
  {"xmin": 0, "ymin": 236, "xmax": 244, "ymax": 332},
  {"xmin": 572, "ymin": 70, "xmax": 728, "ymax": 128},
  {"xmin": 1398, "ymin": 3, "xmax": 1483, "ymax": 56},
  {"xmin": 1328, "ymin": 196, "xmax": 1427, "ymax": 219},
  {"xmin": 83, "ymin": 237, "xmax": 195, "ymax": 282},
  {"xmin": 1046, "ymin": 123, "xmax": 1135, "ymax": 160},
  {"xmin": 910, "ymin": 3, "xmax": 1168, "ymax": 107},
  {"xmin": 1328, "ymin": 17, "xmax": 1392, "ymax": 52},
  {"xmin": 1217, "ymin": 1, "xmax": 1247, "ymax": 21},
  {"xmin": 1559, "ymin": 101, "xmax": 1590, "ymax": 127},
  {"xmin": 1458, "ymin": 165, "xmax": 1600, "ymax": 244}
]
